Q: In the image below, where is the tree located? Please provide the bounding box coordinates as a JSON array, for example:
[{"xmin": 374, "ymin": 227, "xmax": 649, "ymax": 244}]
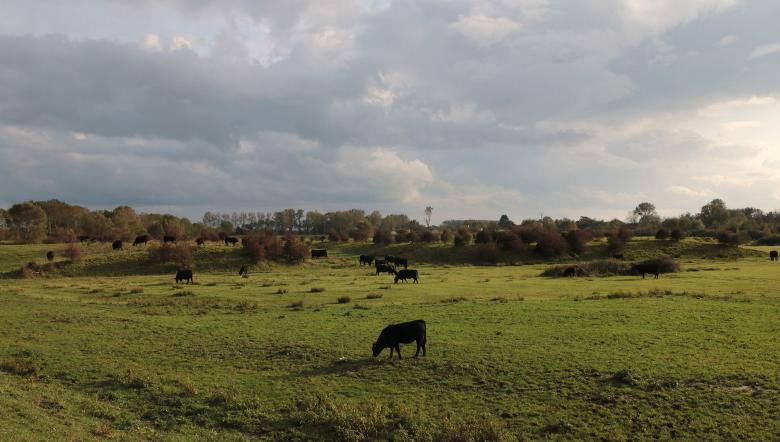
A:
[
  {"xmin": 8, "ymin": 202, "xmax": 48, "ymax": 243},
  {"xmin": 498, "ymin": 214, "xmax": 514, "ymax": 228},
  {"xmin": 424, "ymin": 206, "xmax": 433, "ymax": 227},
  {"xmin": 700, "ymin": 199, "xmax": 728, "ymax": 227}
]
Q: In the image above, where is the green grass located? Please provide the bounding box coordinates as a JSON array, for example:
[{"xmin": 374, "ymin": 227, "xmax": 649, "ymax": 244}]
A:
[{"xmin": 0, "ymin": 238, "xmax": 778, "ymax": 440}]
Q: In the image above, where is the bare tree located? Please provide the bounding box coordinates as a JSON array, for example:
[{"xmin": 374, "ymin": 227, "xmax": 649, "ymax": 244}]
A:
[{"xmin": 424, "ymin": 206, "xmax": 433, "ymax": 227}]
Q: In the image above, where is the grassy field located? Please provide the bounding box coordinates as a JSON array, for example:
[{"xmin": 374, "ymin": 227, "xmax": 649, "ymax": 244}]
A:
[{"xmin": 0, "ymin": 238, "xmax": 778, "ymax": 440}]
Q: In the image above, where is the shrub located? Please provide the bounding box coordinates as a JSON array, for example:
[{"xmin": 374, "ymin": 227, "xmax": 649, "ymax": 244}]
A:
[
  {"xmin": 310, "ymin": 287, "xmax": 326, "ymax": 293},
  {"xmin": 655, "ymin": 228, "xmax": 669, "ymax": 240},
  {"xmin": 535, "ymin": 231, "xmax": 568, "ymax": 257},
  {"xmin": 283, "ymin": 234, "xmax": 309, "ymax": 263},
  {"xmin": 474, "ymin": 242, "xmax": 499, "ymax": 264},
  {"xmin": 565, "ymin": 229, "xmax": 593, "ymax": 254},
  {"xmin": 495, "ymin": 230, "xmax": 523, "ymax": 252},
  {"xmin": 717, "ymin": 231, "xmax": 741, "ymax": 246},
  {"xmin": 46, "ymin": 228, "xmax": 78, "ymax": 244},
  {"xmin": 62, "ymin": 243, "xmax": 82, "ymax": 263},
  {"xmin": 366, "ymin": 293, "xmax": 383, "ymax": 299},
  {"xmin": 638, "ymin": 257, "xmax": 680, "ymax": 274},
  {"xmin": 755, "ymin": 235, "xmax": 780, "ymax": 245},
  {"xmin": 337, "ymin": 296, "xmax": 351, "ymax": 304},
  {"xmin": 670, "ymin": 229, "xmax": 685, "ymax": 242},
  {"xmin": 474, "ymin": 230, "xmax": 493, "ymax": 244},
  {"xmin": 515, "ymin": 225, "xmax": 541, "ymax": 244},
  {"xmin": 439, "ymin": 229, "xmax": 453, "ymax": 243},
  {"xmin": 129, "ymin": 287, "xmax": 144, "ymax": 294},
  {"xmin": 328, "ymin": 229, "xmax": 348, "ymax": 242},
  {"xmin": 419, "ymin": 230, "xmax": 437, "ymax": 243},
  {"xmin": 373, "ymin": 230, "xmax": 393, "ymax": 244},
  {"xmin": 453, "ymin": 228, "xmax": 471, "ymax": 246}
]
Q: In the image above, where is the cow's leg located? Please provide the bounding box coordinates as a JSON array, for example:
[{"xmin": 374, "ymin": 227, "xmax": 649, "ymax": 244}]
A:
[
  {"xmin": 414, "ymin": 341, "xmax": 421, "ymax": 357},
  {"xmin": 395, "ymin": 344, "xmax": 402, "ymax": 359}
]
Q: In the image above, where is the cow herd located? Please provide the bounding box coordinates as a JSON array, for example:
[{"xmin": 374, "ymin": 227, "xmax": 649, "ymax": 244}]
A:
[{"xmin": 360, "ymin": 254, "xmax": 419, "ymax": 283}]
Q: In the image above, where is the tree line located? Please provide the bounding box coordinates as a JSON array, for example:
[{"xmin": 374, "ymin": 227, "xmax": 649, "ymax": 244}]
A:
[{"xmin": 2, "ymin": 198, "xmax": 779, "ymax": 248}]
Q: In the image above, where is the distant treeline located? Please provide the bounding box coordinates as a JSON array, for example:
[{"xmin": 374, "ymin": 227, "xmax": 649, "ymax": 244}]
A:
[{"xmin": 1, "ymin": 199, "xmax": 779, "ymax": 248}]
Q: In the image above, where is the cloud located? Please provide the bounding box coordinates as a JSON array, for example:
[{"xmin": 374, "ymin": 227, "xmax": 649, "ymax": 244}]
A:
[
  {"xmin": 667, "ymin": 185, "xmax": 712, "ymax": 198},
  {"xmin": 1, "ymin": 0, "xmax": 780, "ymax": 219}
]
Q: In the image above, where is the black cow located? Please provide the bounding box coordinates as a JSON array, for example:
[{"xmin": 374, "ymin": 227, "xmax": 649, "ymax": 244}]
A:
[
  {"xmin": 112, "ymin": 240, "xmax": 123, "ymax": 250},
  {"xmin": 394, "ymin": 257, "xmax": 408, "ymax": 269},
  {"xmin": 163, "ymin": 235, "xmax": 177, "ymax": 244},
  {"xmin": 613, "ymin": 254, "xmax": 625, "ymax": 260},
  {"xmin": 239, "ymin": 265, "xmax": 248, "ymax": 277},
  {"xmin": 196, "ymin": 238, "xmax": 205, "ymax": 247},
  {"xmin": 631, "ymin": 262, "xmax": 660, "ymax": 279},
  {"xmin": 374, "ymin": 258, "xmax": 387, "ymax": 267},
  {"xmin": 133, "ymin": 235, "xmax": 150, "ymax": 246},
  {"xmin": 359, "ymin": 255, "xmax": 374, "ymax": 266},
  {"xmin": 394, "ymin": 269, "xmax": 418, "ymax": 284},
  {"xmin": 770, "ymin": 250, "xmax": 778, "ymax": 261},
  {"xmin": 376, "ymin": 263, "xmax": 396, "ymax": 276},
  {"xmin": 385, "ymin": 255, "xmax": 395, "ymax": 263},
  {"xmin": 224, "ymin": 237, "xmax": 239, "ymax": 246},
  {"xmin": 46, "ymin": 251, "xmax": 54, "ymax": 262},
  {"xmin": 78, "ymin": 235, "xmax": 91, "ymax": 243},
  {"xmin": 372, "ymin": 320, "xmax": 427, "ymax": 359},
  {"xmin": 175, "ymin": 269, "xmax": 193, "ymax": 284},
  {"xmin": 311, "ymin": 249, "xmax": 328, "ymax": 258}
]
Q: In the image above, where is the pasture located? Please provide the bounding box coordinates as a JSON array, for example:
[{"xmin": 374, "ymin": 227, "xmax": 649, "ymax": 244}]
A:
[{"xmin": 0, "ymin": 239, "xmax": 779, "ymax": 440}]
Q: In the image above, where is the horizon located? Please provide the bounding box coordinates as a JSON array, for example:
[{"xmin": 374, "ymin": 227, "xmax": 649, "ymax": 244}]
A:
[{"xmin": 2, "ymin": 1, "xmax": 780, "ymax": 221}]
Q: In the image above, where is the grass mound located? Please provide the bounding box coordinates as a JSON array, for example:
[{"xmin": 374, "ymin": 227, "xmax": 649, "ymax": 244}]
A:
[{"xmin": 542, "ymin": 258, "xmax": 680, "ymax": 278}]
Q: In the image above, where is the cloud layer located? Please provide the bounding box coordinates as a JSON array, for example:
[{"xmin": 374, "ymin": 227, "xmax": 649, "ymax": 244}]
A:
[{"xmin": 1, "ymin": 0, "xmax": 780, "ymax": 222}]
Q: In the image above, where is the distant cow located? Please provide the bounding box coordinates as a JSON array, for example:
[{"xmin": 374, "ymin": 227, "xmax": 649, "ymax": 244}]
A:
[
  {"xmin": 613, "ymin": 254, "xmax": 625, "ymax": 260},
  {"xmin": 376, "ymin": 263, "xmax": 396, "ymax": 276},
  {"xmin": 78, "ymin": 235, "xmax": 91, "ymax": 243},
  {"xmin": 770, "ymin": 250, "xmax": 778, "ymax": 261},
  {"xmin": 394, "ymin": 269, "xmax": 418, "ymax": 284},
  {"xmin": 374, "ymin": 259, "xmax": 387, "ymax": 267},
  {"xmin": 239, "ymin": 265, "xmax": 248, "ymax": 277},
  {"xmin": 196, "ymin": 238, "xmax": 205, "ymax": 247},
  {"xmin": 385, "ymin": 255, "xmax": 395, "ymax": 263},
  {"xmin": 163, "ymin": 235, "xmax": 177, "ymax": 244},
  {"xmin": 393, "ymin": 257, "xmax": 408, "ymax": 269},
  {"xmin": 133, "ymin": 235, "xmax": 150, "ymax": 246},
  {"xmin": 112, "ymin": 240, "xmax": 123, "ymax": 250},
  {"xmin": 359, "ymin": 255, "xmax": 374, "ymax": 266},
  {"xmin": 175, "ymin": 269, "xmax": 193, "ymax": 284},
  {"xmin": 311, "ymin": 249, "xmax": 328, "ymax": 258},
  {"xmin": 224, "ymin": 237, "xmax": 239, "ymax": 246},
  {"xmin": 372, "ymin": 320, "xmax": 427, "ymax": 359},
  {"xmin": 631, "ymin": 262, "xmax": 660, "ymax": 279},
  {"xmin": 46, "ymin": 251, "xmax": 54, "ymax": 262}
]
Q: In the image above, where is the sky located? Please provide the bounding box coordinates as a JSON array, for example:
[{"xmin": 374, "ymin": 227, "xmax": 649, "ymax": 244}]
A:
[{"xmin": 1, "ymin": 0, "xmax": 780, "ymax": 224}]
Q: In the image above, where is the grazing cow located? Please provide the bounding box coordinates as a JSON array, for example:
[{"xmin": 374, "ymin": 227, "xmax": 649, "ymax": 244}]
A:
[
  {"xmin": 374, "ymin": 258, "xmax": 387, "ymax": 267},
  {"xmin": 163, "ymin": 235, "xmax": 177, "ymax": 244},
  {"xmin": 224, "ymin": 237, "xmax": 239, "ymax": 246},
  {"xmin": 196, "ymin": 238, "xmax": 205, "ymax": 247},
  {"xmin": 770, "ymin": 250, "xmax": 778, "ymax": 261},
  {"xmin": 385, "ymin": 255, "xmax": 395, "ymax": 264},
  {"xmin": 133, "ymin": 235, "xmax": 150, "ymax": 246},
  {"xmin": 46, "ymin": 251, "xmax": 54, "ymax": 262},
  {"xmin": 394, "ymin": 257, "xmax": 408, "ymax": 269},
  {"xmin": 631, "ymin": 262, "xmax": 660, "ymax": 279},
  {"xmin": 78, "ymin": 235, "xmax": 91, "ymax": 243},
  {"xmin": 372, "ymin": 320, "xmax": 427, "ymax": 359},
  {"xmin": 394, "ymin": 269, "xmax": 418, "ymax": 284},
  {"xmin": 613, "ymin": 254, "xmax": 625, "ymax": 260},
  {"xmin": 239, "ymin": 265, "xmax": 248, "ymax": 277},
  {"xmin": 311, "ymin": 249, "xmax": 328, "ymax": 258},
  {"xmin": 359, "ymin": 255, "xmax": 374, "ymax": 266},
  {"xmin": 175, "ymin": 269, "xmax": 193, "ymax": 284},
  {"xmin": 112, "ymin": 240, "xmax": 123, "ymax": 250},
  {"xmin": 376, "ymin": 263, "xmax": 396, "ymax": 276}
]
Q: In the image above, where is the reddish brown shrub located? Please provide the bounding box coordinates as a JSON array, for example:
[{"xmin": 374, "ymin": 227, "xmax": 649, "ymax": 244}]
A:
[
  {"xmin": 565, "ymin": 229, "xmax": 593, "ymax": 254},
  {"xmin": 474, "ymin": 242, "xmax": 499, "ymax": 264},
  {"xmin": 535, "ymin": 231, "xmax": 568, "ymax": 257},
  {"xmin": 495, "ymin": 230, "xmax": 523, "ymax": 252},
  {"xmin": 62, "ymin": 243, "xmax": 82, "ymax": 263}
]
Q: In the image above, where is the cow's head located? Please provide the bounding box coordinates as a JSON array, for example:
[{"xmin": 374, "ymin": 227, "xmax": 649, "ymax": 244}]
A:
[{"xmin": 372, "ymin": 341, "xmax": 382, "ymax": 357}]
